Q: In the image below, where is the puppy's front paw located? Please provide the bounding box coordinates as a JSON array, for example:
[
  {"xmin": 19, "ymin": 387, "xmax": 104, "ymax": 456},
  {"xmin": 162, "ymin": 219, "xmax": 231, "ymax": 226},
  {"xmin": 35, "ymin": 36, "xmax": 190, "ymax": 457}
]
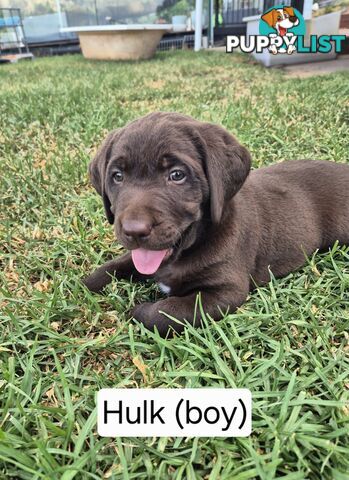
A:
[
  {"xmin": 83, "ymin": 266, "xmax": 115, "ymax": 293},
  {"xmin": 131, "ymin": 301, "xmax": 184, "ymax": 337},
  {"xmin": 83, "ymin": 273, "xmax": 103, "ymax": 293}
]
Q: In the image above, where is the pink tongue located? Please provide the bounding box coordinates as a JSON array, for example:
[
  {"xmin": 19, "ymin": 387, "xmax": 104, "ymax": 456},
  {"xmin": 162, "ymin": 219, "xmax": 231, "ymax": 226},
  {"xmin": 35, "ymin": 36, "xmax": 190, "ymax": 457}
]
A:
[{"xmin": 131, "ymin": 248, "xmax": 168, "ymax": 275}]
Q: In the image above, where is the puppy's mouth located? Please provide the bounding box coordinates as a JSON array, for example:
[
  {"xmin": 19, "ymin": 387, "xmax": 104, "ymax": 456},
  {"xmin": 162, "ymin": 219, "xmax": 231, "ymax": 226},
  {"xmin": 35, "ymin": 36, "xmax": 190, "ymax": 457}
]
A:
[
  {"xmin": 131, "ymin": 248, "xmax": 173, "ymax": 275},
  {"xmin": 119, "ymin": 220, "xmax": 196, "ymax": 275}
]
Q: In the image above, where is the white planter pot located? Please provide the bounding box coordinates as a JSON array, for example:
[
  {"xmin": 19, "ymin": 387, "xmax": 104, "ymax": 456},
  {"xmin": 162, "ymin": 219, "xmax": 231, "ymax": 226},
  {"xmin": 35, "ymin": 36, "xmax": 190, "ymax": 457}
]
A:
[{"xmin": 172, "ymin": 15, "xmax": 187, "ymax": 32}]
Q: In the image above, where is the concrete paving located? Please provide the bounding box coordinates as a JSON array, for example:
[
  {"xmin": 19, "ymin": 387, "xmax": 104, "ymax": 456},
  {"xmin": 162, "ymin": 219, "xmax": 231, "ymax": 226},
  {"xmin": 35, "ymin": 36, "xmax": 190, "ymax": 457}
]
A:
[
  {"xmin": 283, "ymin": 54, "xmax": 349, "ymax": 78},
  {"xmin": 209, "ymin": 45, "xmax": 349, "ymax": 77}
]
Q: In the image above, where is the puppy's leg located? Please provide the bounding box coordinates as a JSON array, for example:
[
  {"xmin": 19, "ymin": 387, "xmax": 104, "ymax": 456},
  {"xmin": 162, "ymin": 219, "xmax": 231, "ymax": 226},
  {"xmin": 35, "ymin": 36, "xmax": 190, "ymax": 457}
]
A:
[
  {"xmin": 83, "ymin": 252, "xmax": 148, "ymax": 293},
  {"xmin": 132, "ymin": 279, "xmax": 249, "ymax": 337}
]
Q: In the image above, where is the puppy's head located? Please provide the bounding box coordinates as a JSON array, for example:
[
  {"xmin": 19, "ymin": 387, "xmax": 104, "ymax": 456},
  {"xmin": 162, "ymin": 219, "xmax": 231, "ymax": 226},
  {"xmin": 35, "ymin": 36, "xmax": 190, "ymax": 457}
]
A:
[
  {"xmin": 89, "ymin": 112, "xmax": 251, "ymax": 274},
  {"xmin": 262, "ymin": 7, "xmax": 299, "ymax": 30}
]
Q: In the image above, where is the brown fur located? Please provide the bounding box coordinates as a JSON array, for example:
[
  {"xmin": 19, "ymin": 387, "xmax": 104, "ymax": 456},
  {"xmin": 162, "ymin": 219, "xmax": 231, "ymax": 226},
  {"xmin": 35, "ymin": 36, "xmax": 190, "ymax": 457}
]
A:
[{"xmin": 84, "ymin": 112, "xmax": 349, "ymax": 336}]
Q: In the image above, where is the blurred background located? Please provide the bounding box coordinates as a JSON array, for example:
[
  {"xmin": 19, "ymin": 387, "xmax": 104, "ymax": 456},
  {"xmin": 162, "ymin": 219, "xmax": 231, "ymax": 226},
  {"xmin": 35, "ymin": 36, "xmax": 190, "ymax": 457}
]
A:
[{"xmin": 0, "ymin": 0, "xmax": 348, "ymax": 57}]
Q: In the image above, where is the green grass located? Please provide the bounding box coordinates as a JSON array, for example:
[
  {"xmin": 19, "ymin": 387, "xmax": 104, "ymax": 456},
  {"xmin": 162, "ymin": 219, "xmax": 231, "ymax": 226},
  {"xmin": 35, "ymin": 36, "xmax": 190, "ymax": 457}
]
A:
[{"xmin": 0, "ymin": 51, "xmax": 349, "ymax": 479}]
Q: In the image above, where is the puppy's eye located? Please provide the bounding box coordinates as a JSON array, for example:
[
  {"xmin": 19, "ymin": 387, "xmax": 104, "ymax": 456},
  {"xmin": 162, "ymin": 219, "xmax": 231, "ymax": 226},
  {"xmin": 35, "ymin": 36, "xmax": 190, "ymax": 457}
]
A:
[
  {"xmin": 112, "ymin": 170, "xmax": 123, "ymax": 183},
  {"xmin": 169, "ymin": 169, "xmax": 186, "ymax": 183}
]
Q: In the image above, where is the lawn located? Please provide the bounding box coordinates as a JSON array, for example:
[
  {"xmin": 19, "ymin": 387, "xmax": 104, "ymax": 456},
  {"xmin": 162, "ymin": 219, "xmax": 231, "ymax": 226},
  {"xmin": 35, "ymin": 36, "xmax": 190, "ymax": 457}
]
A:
[{"xmin": 0, "ymin": 51, "xmax": 348, "ymax": 480}]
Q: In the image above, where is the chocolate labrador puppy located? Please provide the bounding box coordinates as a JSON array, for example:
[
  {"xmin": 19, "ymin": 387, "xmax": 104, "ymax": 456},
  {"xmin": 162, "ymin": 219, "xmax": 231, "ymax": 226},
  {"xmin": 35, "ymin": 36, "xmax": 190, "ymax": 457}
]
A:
[{"xmin": 84, "ymin": 112, "xmax": 349, "ymax": 336}]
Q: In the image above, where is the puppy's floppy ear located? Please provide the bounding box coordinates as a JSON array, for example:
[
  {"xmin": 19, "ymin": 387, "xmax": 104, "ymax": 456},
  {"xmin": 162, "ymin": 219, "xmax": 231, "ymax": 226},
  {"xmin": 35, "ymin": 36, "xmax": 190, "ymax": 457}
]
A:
[
  {"xmin": 199, "ymin": 123, "xmax": 251, "ymax": 225},
  {"xmin": 284, "ymin": 6, "xmax": 296, "ymax": 16},
  {"xmin": 88, "ymin": 129, "xmax": 119, "ymax": 224},
  {"xmin": 261, "ymin": 9, "xmax": 277, "ymax": 27}
]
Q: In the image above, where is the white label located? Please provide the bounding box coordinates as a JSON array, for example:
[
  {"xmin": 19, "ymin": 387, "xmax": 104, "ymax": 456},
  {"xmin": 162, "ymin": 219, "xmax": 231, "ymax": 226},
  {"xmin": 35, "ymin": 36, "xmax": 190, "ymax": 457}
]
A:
[{"xmin": 97, "ymin": 388, "xmax": 251, "ymax": 437}]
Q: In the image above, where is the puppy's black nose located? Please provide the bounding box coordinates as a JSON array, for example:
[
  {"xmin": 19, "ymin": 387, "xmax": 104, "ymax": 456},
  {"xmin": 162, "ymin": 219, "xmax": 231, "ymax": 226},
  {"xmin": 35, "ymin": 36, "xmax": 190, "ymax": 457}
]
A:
[
  {"xmin": 290, "ymin": 15, "xmax": 297, "ymax": 23},
  {"xmin": 122, "ymin": 219, "xmax": 152, "ymax": 240}
]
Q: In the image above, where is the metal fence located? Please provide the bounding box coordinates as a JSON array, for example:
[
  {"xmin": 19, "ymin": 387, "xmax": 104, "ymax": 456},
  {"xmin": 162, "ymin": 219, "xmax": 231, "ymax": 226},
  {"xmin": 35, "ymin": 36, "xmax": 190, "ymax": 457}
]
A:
[
  {"xmin": 0, "ymin": 8, "xmax": 29, "ymax": 54},
  {"xmin": 157, "ymin": 34, "xmax": 195, "ymax": 51},
  {"xmin": 220, "ymin": 0, "xmax": 291, "ymax": 25}
]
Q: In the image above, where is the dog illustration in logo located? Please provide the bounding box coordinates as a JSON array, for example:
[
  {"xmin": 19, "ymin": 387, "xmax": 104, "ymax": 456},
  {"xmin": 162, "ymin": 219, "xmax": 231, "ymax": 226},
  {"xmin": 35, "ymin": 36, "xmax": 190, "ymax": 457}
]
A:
[{"xmin": 261, "ymin": 6, "xmax": 299, "ymax": 54}]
